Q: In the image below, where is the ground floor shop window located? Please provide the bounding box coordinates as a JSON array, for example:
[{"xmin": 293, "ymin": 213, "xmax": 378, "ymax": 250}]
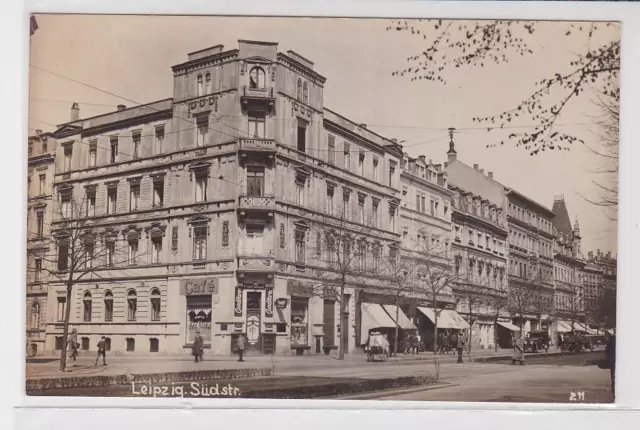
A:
[
  {"xmin": 186, "ymin": 295, "xmax": 212, "ymax": 344},
  {"xmin": 290, "ymin": 297, "xmax": 309, "ymax": 347}
]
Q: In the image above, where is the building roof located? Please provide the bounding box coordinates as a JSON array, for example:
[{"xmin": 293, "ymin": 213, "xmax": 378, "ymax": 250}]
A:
[
  {"xmin": 445, "ymin": 159, "xmax": 505, "ymax": 207},
  {"xmin": 551, "ymin": 197, "xmax": 573, "ymax": 237}
]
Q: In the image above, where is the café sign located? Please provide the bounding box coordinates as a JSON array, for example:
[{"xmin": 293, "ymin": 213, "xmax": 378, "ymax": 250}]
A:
[
  {"xmin": 234, "ymin": 287, "xmax": 243, "ymax": 317},
  {"xmin": 265, "ymin": 287, "xmax": 274, "ymax": 317},
  {"xmin": 180, "ymin": 278, "xmax": 217, "ymax": 296}
]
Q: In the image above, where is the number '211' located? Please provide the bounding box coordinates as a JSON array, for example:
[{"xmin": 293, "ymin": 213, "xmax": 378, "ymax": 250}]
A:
[{"xmin": 569, "ymin": 391, "xmax": 585, "ymax": 401}]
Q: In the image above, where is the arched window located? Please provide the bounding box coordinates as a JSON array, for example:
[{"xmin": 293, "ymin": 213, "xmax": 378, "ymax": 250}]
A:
[
  {"xmin": 150, "ymin": 337, "xmax": 159, "ymax": 353},
  {"xmin": 196, "ymin": 74, "xmax": 204, "ymax": 97},
  {"xmin": 127, "ymin": 289, "xmax": 137, "ymax": 321},
  {"xmin": 104, "ymin": 337, "xmax": 111, "ymax": 351},
  {"xmin": 303, "ymin": 81, "xmax": 309, "ymax": 104},
  {"xmin": 150, "ymin": 288, "xmax": 161, "ymax": 321},
  {"xmin": 249, "ymin": 67, "xmax": 265, "ymax": 89},
  {"xmin": 204, "ymin": 72, "xmax": 212, "ymax": 94},
  {"xmin": 297, "ymin": 78, "xmax": 303, "ymax": 100},
  {"xmin": 30, "ymin": 302, "xmax": 40, "ymax": 329},
  {"xmin": 126, "ymin": 337, "xmax": 135, "ymax": 352},
  {"xmin": 104, "ymin": 290, "xmax": 113, "ymax": 322},
  {"xmin": 83, "ymin": 291, "xmax": 92, "ymax": 322}
]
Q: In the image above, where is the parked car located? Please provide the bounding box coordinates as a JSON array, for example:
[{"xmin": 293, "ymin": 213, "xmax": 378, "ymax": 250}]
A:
[{"xmin": 524, "ymin": 330, "xmax": 550, "ymax": 353}]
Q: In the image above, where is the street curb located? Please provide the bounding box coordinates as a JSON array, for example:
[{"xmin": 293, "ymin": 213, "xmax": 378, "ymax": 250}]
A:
[
  {"xmin": 239, "ymin": 375, "xmax": 439, "ymax": 399},
  {"xmin": 26, "ymin": 367, "xmax": 272, "ymax": 392},
  {"xmin": 325, "ymin": 382, "xmax": 459, "ymax": 400}
]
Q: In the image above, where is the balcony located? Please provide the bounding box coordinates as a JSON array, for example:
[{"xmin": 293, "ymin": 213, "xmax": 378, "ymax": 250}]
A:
[
  {"xmin": 237, "ymin": 255, "xmax": 276, "ymax": 278},
  {"xmin": 240, "ymin": 86, "xmax": 276, "ymax": 109},
  {"xmin": 238, "ymin": 194, "xmax": 275, "ymax": 217},
  {"xmin": 238, "ymin": 138, "xmax": 276, "ymax": 159}
]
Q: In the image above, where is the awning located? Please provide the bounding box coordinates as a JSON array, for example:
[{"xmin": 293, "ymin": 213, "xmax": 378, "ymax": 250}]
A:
[
  {"xmin": 497, "ymin": 321, "xmax": 521, "ymax": 332},
  {"xmin": 606, "ymin": 329, "xmax": 615, "ymax": 335},
  {"xmin": 417, "ymin": 307, "xmax": 470, "ymax": 330},
  {"xmin": 556, "ymin": 321, "xmax": 573, "ymax": 333},
  {"xmin": 382, "ymin": 304, "xmax": 417, "ymax": 330},
  {"xmin": 360, "ymin": 303, "xmax": 397, "ymax": 343}
]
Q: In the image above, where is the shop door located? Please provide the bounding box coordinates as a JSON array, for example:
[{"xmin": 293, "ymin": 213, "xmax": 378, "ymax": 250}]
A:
[{"xmin": 245, "ymin": 291, "xmax": 262, "ymax": 354}]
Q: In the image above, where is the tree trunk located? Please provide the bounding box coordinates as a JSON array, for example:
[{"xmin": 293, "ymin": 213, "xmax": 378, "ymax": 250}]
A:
[
  {"xmin": 59, "ymin": 278, "xmax": 74, "ymax": 372},
  {"xmin": 494, "ymin": 314, "xmax": 499, "ymax": 352},
  {"xmin": 394, "ymin": 305, "xmax": 400, "ymax": 357},
  {"xmin": 338, "ymin": 282, "xmax": 346, "ymax": 360}
]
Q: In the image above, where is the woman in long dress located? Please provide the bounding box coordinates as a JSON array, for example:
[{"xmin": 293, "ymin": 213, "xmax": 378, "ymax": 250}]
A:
[{"xmin": 512, "ymin": 335, "xmax": 525, "ymax": 365}]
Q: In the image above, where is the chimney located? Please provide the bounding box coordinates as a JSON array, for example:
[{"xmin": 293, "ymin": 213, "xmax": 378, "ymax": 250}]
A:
[
  {"xmin": 359, "ymin": 123, "xmax": 367, "ymax": 129},
  {"xmin": 117, "ymin": 104, "xmax": 127, "ymax": 111},
  {"xmin": 588, "ymin": 251, "xmax": 593, "ymax": 260},
  {"xmin": 428, "ymin": 158, "xmax": 433, "ymax": 165},
  {"xmin": 488, "ymin": 172, "xmax": 494, "ymax": 179},
  {"xmin": 479, "ymin": 168, "xmax": 485, "ymax": 175},
  {"xmin": 70, "ymin": 102, "xmax": 80, "ymax": 122},
  {"xmin": 473, "ymin": 164, "xmax": 479, "ymax": 171}
]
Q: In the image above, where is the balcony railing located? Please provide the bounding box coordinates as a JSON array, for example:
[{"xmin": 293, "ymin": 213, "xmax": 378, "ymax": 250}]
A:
[
  {"xmin": 239, "ymin": 138, "xmax": 276, "ymax": 154},
  {"xmin": 242, "ymin": 86, "xmax": 275, "ymax": 99},
  {"xmin": 237, "ymin": 255, "xmax": 276, "ymax": 273},
  {"xmin": 238, "ymin": 194, "xmax": 275, "ymax": 212}
]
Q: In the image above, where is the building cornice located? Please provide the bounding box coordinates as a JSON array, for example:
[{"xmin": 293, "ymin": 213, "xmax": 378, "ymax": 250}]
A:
[{"xmin": 401, "ymin": 170, "xmax": 453, "ymax": 197}]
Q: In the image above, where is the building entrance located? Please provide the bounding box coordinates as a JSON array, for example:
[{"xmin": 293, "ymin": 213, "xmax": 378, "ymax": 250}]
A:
[{"xmin": 245, "ymin": 291, "xmax": 262, "ymax": 354}]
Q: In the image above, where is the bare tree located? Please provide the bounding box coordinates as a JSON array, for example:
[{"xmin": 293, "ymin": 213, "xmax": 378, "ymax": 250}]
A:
[
  {"xmin": 28, "ymin": 192, "xmax": 149, "ymax": 371},
  {"xmin": 486, "ymin": 290, "xmax": 510, "ymax": 352},
  {"xmin": 508, "ymin": 267, "xmax": 545, "ymax": 333},
  {"xmin": 455, "ymin": 290, "xmax": 484, "ymax": 357},
  {"xmin": 387, "ymin": 20, "xmax": 619, "ymax": 155}
]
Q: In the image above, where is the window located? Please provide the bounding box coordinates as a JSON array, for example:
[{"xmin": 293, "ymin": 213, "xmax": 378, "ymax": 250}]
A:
[
  {"xmin": 248, "ymin": 112, "xmax": 266, "ymax": 139},
  {"xmin": 155, "ymin": 126, "xmax": 165, "ymax": 154},
  {"xmin": 415, "ymin": 194, "xmax": 420, "ymax": 212},
  {"xmin": 42, "ymin": 139, "xmax": 48, "ymax": 153},
  {"xmin": 132, "ymin": 131, "xmax": 141, "ymax": 159},
  {"xmin": 372, "ymin": 246, "xmax": 380, "ymax": 273},
  {"xmin": 60, "ymin": 192, "xmax": 71, "ymax": 219},
  {"xmin": 57, "ymin": 240, "xmax": 69, "ymax": 271},
  {"xmin": 249, "ymin": 67, "xmax": 265, "ymax": 89},
  {"xmin": 328, "ymin": 136, "xmax": 335, "ymax": 164},
  {"xmin": 126, "ymin": 337, "xmax": 135, "ymax": 352},
  {"xmin": 295, "ymin": 230, "xmax": 306, "ymax": 264},
  {"xmin": 303, "ymin": 81, "xmax": 309, "ymax": 104},
  {"xmin": 84, "ymin": 238, "xmax": 94, "ymax": 269},
  {"xmin": 83, "ymin": 291, "xmax": 92, "ymax": 322},
  {"xmin": 296, "ymin": 178, "xmax": 305, "ymax": 205},
  {"xmin": 372, "ymin": 200, "xmax": 379, "ymax": 227},
  {"xmin": 105, "ymin": 240, "xmax": 115, "ymax": 267},
  {"xmin": 358, "ymin": 242, "xmax": 366, "ymax": 271},
  {"xmin": 38, "ymin": 174, "xmax": 46, "ymax": 195},
  {"xmin": 151, "ymin": 235, "xmax": 162, "ymax": 264},
  {"xmin": 110, "ymin": 137, "xmax": 118, "ymax": 164},
  {"xmin": 127, "ymin": 290, "xmax": 137, "ymax": 321},
  {"xmin": 244, "ymin": 224, "xmax": 264, "ymax": 254},
  {"xmin": 358, "ymin": 152, "xmax": 365, "ymax": 176},
  {"xmin": 389, "ymin": 207, "xmax": 396, "ymax": 230},
  {"xmin": 152, "ymin": 178, "xmax": 164, "ymax": 208},
  {"xmin": 430, "ymin": 200, "xmax": 435, "ymax": 216},
  {"xmin": 104, "ymin": 291, "xmax": 113, "ymax": 322},
  {"xmin": 106, "ymin": 186, "xmax": 117, "ymax": 214},
  {"xmin": 246, "ymin": 166, "xmax": 264, "ymax": 196},
  {"xmin": 57, "ymin": 297, "xmax": 66, "ymax": 322},
  {"xmin": 150, "ymin": 288, "xmax": 161, "ymax": 321},
  {"xmin": 327, "ymin": 186, "xmax": 334, "ymax": 216},
  {"xmin": 372, "ymin": 158, "xmax": 379, "ymax": 181},
  {"xmin": 195, "ymin": 172, "xmax": 207, "ymax": 202},
  {"xmin": 31, "ymin": 302, "xmax": 40, "ymax": 329},
  {"xmin": 128, "ymin": 236, "xmax": 138, "ymax": 265},
  {"xmin": 344, "ymin": 143, "xmax": 351, "ymax": 169},
  {"xmin": 63, "ymin": 146, "xmax": 72, "ymax": 171},
  {"xmin": 193, "ymin": 225, "xmax": 207, "ymax": 260},
  {"xmin": 150, "ymin": 338, "xmax": 159, "ymax": 353},
  {"xmin": 129, "ymin": 182, "xmax": 140, "ymax": 211},
  {"xmin": 36, "ymin": 211, "xmax": 44, "ymax": 236},
  {"xmin": 389, "ymin": 247, "xmax": 398, "ymax": 265},
  {"xmin": 197, "ymin": 74, "xmax": 203, "ymax": 97},
  {"xmin": 34, "ymin": 258, "xmax": 42, "ymax": 281},
  {"xmin": 388, "ymin": 165, "xmax": 395, "ymax": 187},
  {"xmin": 421, "ymin": 196, "xmax": 426, "ymax": 213},
  {"xmin": 358, "ymin": 195, "xmax": 365, "ymax": 224},
  {"xmin": 205, "ymin": 72, "xmax": 212, "ymax": 94},
  {"xmin": 297, "ymin": 78, "xmax": 303, "ymax": 100},
  {"xmin": 196, "ymin": 115, "xmax": 208, "ymax": 147},
  {"xmin": 297, "ymin": 121, "xmax": 307, "ymax": 153},
  {"xmin": 86, "ymin": 188, "xmax": 96, "ymax": 216},
  {"xmin": 342, "ymin": 190, "xmax": 350, "ymax": 220}
]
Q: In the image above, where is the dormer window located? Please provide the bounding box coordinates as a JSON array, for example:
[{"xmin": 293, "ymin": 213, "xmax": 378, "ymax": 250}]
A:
[
  {"xmin": 250, "ymin": 67, "xmax": 265, "ymax": 89},
  {"xmin": 205, "ymin": 72, "xmax": 212, "ymax": 94}
]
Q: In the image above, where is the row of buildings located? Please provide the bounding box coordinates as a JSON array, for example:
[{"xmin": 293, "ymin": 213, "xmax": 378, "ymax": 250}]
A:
[{"xmin": 26, "ymin": 40, "xmax": 617, "ymax": 357}]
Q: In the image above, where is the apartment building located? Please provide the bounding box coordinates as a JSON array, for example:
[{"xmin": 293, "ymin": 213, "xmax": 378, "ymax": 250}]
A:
[
  {"xmin": 26, "ymin": 130, "xmax": 57, "ymax": 356},
  {"xmin": 44, "ymin": 40, "xmax": 407, "ymax": 356}
]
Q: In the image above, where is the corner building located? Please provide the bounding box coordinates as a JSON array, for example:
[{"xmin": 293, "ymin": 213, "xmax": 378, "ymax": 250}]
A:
[{"xmin": 45, "ymin": 40, "xmax": 404, "ymax": 356}]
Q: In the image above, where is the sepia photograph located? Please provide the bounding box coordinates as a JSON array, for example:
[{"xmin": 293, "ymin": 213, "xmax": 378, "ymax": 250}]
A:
[{"xmin": 25, "ymin": 14, "xmax": 619, "ymax": 403}]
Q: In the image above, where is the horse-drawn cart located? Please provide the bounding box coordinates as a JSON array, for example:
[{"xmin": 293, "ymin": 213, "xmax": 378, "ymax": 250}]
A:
[{"xmin": 365, "ymin": 331, "xmax": 390, "ymax": 362}]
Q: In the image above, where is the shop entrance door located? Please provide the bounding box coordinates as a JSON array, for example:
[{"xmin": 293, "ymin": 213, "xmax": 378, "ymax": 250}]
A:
[{"xmin": 245, "ymin": 291, "xmax": 262, "ymax": 354}]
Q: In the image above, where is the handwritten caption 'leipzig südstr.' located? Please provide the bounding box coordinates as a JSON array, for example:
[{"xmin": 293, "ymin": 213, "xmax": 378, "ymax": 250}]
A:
[{"xmin": 131, "ymin": 381, "xmax": 242, "ymax": 397}]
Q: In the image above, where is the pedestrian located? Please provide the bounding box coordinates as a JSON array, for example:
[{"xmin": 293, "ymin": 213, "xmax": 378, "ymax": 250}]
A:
[
  {"xmin": 605, "ymin": 334, "xmax": 616, "ymax": 394},
  {"xmin": 192, "ymin": 331, "xmax": 204, "ymax": 363},
  {"xmin": 95, "ymin": 336, "xmax": 107, "ymax": 366},
  {"xmin": 237, "ymin": 333, "xmax": 247, "ymax": 362},
  {"xmin": 456, "ymin": 332, "xmax": 465, "ymax": 364},
  {"xmin": 68, "ymin": 328, "xmax": 79, "ymax": 365},
  {"xmin": 512, "ymin": 335, "xmax": 525, "ymax": 365}
]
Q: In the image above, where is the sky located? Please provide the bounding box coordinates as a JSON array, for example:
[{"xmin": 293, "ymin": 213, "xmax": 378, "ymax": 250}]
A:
[{"xmin": 28, "ymin": 15, "xmax": 619, "ymax": 256}]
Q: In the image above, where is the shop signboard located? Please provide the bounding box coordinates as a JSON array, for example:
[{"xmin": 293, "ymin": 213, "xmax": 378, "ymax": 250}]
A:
[
  {"xmin": 234, "ymin": 286, "xmax": 243, "ymax": 317},
  {"xmin": 180, "ymin": 278, "xmax": 217, "ymax": 296},
  {"xmin": 265, "ymin": 287, "xmax": 274, "ymax": 317}
]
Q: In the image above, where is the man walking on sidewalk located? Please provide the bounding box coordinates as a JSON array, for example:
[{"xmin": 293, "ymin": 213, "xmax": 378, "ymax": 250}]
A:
[
  {"xmin": 237, "ymin": 334, "xmax": 246, "ymax": 362},
  {"xmin": 456, "ymin": 333, "xmax": 465, "ymax": 364},
  {"xmin": 67, "ymin": 328, "xmax": 79, "ymax": 366},
  {"xmin": 193, "ymin": 331, "xmax": 204, "ymax": 363},
  {"xmin": 95, "ymin": 336, "xmax": 107, "ymax": 366}
]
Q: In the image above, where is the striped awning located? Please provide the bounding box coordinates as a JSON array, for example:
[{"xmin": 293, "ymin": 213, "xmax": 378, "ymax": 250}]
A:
[
  {"xmin": 497, "ymin": 321, "xmax": 521, "ymax": 332},
  {"xmin": 417, "ymin": 307, "xmax": 470, "ymax": 330},
  {"xmin": 382, "ymin": 304, "xmax": 417, "ymax": 330}
]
